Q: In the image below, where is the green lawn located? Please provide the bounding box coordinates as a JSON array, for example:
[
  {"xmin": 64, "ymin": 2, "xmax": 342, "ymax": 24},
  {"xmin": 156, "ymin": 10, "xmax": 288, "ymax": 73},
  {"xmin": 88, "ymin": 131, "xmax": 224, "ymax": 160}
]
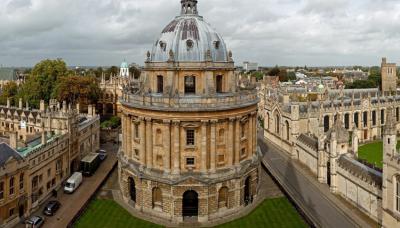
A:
[
  {"xmin": 217, "ymin": 197, "xmax": 307, "ymax": 228},
  {"xmin": 358, "ymin": 141, "xmax": 400, "ymax": 169},
  {"xmin": 75, "ymin": 198, "xmax": 307, "ymax": 228},
  {"xmin": 74, "ymin": 199, "xmax": 161, "ymax": 228}
]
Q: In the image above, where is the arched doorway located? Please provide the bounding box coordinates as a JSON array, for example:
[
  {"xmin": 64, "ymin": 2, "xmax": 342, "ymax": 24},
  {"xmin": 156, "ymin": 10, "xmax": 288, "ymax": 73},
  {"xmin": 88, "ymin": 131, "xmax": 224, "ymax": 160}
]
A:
[
  {"xmin": 182, "ymin": 190, "xmax": 198, "ymax": 219},
  {"xmin": 244, "ymin": 176, "xmax": 251, "ymax": 205},
  {"xmin": 128, "ymin": 177, "xmax": 136, "ymax": 203}
]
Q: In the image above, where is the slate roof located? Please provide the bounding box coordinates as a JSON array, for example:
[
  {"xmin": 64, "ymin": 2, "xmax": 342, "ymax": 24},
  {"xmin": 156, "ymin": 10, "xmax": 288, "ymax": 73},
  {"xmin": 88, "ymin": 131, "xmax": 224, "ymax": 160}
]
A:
[
  {"xmin": 0, "ymin": 143, "xmax": 23, "ymax": 166},
  {"xmin": 0, "ymin": 68, "xmax": 17, "ymax": 81},
  {"xmin": 338, "ymin": 155, "xmax": 382, "ymax": 187},
  {"xmin": 297, "ymin": 134, "xmax": 318, "ymax": 151}
]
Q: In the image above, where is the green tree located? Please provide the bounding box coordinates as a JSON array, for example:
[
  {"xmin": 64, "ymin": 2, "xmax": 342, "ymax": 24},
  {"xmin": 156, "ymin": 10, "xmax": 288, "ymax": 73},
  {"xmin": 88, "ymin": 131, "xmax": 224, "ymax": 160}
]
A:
[
  {"xmin": 268, "ymin": 66, "xmax": 280, "ymax": 76},
  {"xmin": 129, "ymin": 66, "xmax": 141, "ymax": 79},
  {"xmin": 251, "ymin": 71, "xmax": 264, "ymax": 81},
  {"xmin": 0, "ymin": 81, "xmax": 18, "ymax": 105}
]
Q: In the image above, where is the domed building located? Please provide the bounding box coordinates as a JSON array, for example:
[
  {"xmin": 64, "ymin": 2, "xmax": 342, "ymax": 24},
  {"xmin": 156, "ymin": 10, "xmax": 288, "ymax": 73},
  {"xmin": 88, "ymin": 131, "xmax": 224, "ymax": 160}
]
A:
[{"xmin": 118, "ymin": 0, "xmax": 260, "ymax": 223}]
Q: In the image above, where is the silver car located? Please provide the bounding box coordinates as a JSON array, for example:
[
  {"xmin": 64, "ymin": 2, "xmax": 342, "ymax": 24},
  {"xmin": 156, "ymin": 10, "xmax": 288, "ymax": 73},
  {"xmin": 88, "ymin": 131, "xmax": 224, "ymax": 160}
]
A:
[{"xmin": 25, "ymin": 216, "xmax": 45, "ymax": 228}]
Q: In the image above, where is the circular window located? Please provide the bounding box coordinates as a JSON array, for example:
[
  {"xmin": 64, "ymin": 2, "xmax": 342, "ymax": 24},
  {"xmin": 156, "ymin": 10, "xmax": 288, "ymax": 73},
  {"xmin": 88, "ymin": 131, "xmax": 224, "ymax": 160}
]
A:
[
  {"xmin": 186, "ymin": 39, "xmax": 194, "ymax": 49},
  {"xmin": 159, "ymin": 41, "xmax": 166, "ymax": 51}
]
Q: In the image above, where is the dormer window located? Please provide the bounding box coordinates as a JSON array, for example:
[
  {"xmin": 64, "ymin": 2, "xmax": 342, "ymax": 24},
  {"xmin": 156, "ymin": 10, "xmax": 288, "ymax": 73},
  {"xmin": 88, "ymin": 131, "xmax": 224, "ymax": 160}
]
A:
[
  {"xmin": 159, "ymin": 41, "xmax": 166, "ymax": 51},
  {"xmin": 186, "ymin": 39, "xmax": 194, "ymax": 49},
  {"xmin": 214, "ymin": 41, "xmax": 220, "ymax": 49}
]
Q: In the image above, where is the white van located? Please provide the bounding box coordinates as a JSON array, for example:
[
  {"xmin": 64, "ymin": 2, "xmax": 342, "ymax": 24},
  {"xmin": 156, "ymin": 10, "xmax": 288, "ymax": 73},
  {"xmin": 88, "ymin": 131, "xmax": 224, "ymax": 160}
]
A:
[{"xmin": 64, "ymin": 172, "xmax": 83, "ymax": 194}]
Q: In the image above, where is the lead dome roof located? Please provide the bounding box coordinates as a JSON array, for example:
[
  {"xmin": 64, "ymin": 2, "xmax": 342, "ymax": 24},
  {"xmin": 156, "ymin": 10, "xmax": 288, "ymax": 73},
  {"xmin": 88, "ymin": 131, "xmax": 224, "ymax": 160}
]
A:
[{"xmin": 149, "ymin": 1, "xmax": 229, "ymax": 63}]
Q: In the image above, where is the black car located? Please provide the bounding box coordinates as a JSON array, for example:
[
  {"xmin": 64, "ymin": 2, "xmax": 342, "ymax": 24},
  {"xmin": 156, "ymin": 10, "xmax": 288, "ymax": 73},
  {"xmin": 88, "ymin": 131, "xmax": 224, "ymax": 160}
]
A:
[
  {"xmin": 25, "ymin": 216, "xmax": 45, "ymax": 228},
  {"xmin": 43, "ymin": 200, "xmax": 61, "ymax": 216}
]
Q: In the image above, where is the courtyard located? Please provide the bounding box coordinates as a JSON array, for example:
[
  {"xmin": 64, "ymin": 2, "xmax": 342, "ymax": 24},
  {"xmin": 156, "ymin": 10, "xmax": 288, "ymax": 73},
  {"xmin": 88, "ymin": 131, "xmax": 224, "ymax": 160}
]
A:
[
  {"xmin": 358, "ymin": 140, "xmax": 400, "ymax": 168},
  {"xmin": 74, "ymin": 197, "xmax": 307, "ymax": 228}
]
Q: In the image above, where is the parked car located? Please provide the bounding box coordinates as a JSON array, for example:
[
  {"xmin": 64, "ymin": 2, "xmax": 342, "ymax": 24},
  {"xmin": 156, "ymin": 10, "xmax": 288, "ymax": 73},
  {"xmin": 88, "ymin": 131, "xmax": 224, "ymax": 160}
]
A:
[
  {"xmin": 64, "ymin": 172, "xmax": 83, "ymax": 193},
  {"xmin": 25, "ymin": 216, "xmax": 44, "ymax": 228},
  {"xmin": 43, "ymin": 200, "xmax": 61, "ymax": 216},
  {"xmin": 97, "ymin": 149, "xmax": 107, "ymax": 161}
]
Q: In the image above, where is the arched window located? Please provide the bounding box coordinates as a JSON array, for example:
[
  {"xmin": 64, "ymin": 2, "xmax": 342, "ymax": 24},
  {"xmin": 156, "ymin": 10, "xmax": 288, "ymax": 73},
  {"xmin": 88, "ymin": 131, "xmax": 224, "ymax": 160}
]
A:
[
  {"xmin": 128, "ymin": 177, "xmax": 136, "ymax": 203},
  {"xmin": 184, "ymin": 76, "xmax": 196, "ymax": 94},
  {"xmin": 323, "ymin": 116, "xmax": 329, "ymax": 132},
  {"xmin": 275, "ymin": 114, "xmax": 280, "ymax": 134},
  {"xmin": 216, "ymin": 75, "xmax": 223, "ymax": 93},
  {"xmin": 152, "ymin": 187, "xmax": 162, "ymax": 210},
  {"xmin": 354, "ymin": 113, "xmax": 359, "ymax": 128},
  {"xmin": 157, "ymin": 76, "xmax": 164, "ymax": 93},
  {"xmin": 265, "ymin": 113, "xmax": 269, "ymax": 130},
  {"xmin": 363, "ymin": 111, "xmax": 368, "ymax": 127},
  {"xmin": 285, "ymin": 121, "xmax": 290, "ymax": 140},
  {"xmin": 372, "ymin": 110, "xmax": 376, "ymax": 126},
  {"xmin": 381, "ymin": 109, "xmax": 385, "ymax": 125},
  {"xmin": 244, "ymin": 176, "xmax": 252, "ymax": 205},
  {"xmin": 218, "ymin": 187, "xmax": 228, "ymax": 208},
  {"xmin": 344, "ymin": 113, "xmax": 350, "ymax": 129}
]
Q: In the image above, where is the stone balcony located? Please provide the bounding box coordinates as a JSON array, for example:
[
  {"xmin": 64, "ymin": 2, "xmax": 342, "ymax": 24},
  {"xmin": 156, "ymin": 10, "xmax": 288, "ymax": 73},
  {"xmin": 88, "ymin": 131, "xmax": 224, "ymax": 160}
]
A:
[{"xmin": 120, "ymin": 90, "xmax": 259, "ymax": 112}]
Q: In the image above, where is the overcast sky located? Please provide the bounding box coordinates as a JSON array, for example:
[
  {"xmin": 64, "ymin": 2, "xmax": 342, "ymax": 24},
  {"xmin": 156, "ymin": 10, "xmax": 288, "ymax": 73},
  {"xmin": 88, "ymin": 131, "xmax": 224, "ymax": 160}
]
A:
[{"xmin": 1, "ymin": 0, "xmax": 400, "ymax": 67}]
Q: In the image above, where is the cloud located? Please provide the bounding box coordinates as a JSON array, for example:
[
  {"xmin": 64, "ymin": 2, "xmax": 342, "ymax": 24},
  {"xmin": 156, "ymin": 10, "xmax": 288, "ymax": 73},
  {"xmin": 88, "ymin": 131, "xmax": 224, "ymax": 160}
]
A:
[{"xmin": 0, "ymin": 0, "xmax": 400, "ymax": 67}]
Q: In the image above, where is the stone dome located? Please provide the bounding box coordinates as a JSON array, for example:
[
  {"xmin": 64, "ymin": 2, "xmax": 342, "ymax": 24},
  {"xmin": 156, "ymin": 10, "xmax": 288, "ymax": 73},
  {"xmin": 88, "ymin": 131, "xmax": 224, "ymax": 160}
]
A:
[
  {"xmin": 121, "ymin": 61, "xmax": 129, "ymax": 68},
  {"xmin": 149, "ymin": 1, "xmax": 229, "ymax": 62}
]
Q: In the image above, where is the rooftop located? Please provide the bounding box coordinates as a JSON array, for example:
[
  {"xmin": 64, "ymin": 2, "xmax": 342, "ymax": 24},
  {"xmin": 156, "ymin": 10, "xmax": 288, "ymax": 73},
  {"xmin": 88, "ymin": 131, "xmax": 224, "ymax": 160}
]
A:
[{"xmin": 0, "ymin": 143, "xmax": 23, "ymax": 166}]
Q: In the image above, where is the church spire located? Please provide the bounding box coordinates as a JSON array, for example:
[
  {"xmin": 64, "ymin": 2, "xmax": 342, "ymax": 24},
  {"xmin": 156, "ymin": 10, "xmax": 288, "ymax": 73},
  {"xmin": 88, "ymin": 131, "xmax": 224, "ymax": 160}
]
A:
[{"xmin": 181, "ymin": 0, "xmax": 198, "ymax": 15}]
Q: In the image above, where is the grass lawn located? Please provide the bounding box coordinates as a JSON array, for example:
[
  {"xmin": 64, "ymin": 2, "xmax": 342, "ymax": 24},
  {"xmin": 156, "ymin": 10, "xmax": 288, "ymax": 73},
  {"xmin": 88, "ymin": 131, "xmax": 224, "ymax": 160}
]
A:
[
  {"xmin": 217, "ymin": 197, "xmax": 307, "ymax": 228},
  {"xmin": 74, "ymin": 199, "xmax": 161, "ymax": 228},
  {"xmin": 75, "ymin": 198, "xmax": 307, "ymax": 228},
  {"xmin": 358, "ymin": 141, "xmax": 400, "ymax": 169}
]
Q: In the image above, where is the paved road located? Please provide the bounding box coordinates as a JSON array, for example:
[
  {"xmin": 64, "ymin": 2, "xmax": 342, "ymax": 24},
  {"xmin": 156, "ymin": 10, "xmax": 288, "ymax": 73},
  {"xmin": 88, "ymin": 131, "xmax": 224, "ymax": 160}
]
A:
[
  {"xmin": 258, "ymin": 135, "xmax": 362, "ymax": 228},
  {"xmin": 17, "ymin": 143, "xmax": 118, "ymax": 228}
]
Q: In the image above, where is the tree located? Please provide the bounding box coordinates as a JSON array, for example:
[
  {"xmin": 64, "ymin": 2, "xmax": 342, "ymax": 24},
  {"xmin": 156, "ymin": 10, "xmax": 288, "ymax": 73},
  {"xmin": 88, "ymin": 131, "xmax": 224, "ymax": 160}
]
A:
[
  {"xmin": 129, "ymin": 66, "xmax": 141, "ymax": 79},
  {"xmin": 251, "ymin": 71, "xmax": 264, "ymax": 81},
  {"xmin": 52, "ymin": 75, "xmax": 102, "ymax": 105},
  {"xmin": 287, "ymin": 72, "xmax": 296, "ymax": 81},
  {"xmin": 268, "ymin": 66, "xmax": 280, "ymax": 76},
  {"xmin": 0, "ymin": 81, "xmax": 18, "ymax": 105}
]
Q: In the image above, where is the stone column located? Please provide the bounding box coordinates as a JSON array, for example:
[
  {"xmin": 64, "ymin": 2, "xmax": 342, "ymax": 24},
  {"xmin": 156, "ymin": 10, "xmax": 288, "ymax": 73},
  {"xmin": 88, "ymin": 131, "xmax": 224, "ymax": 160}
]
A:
[
  {"xmin": 172, "ymin": 120, "xmax": 180, "ymax": 175},
  {"xmin": 145, "ymin": 118, "xmax": 153, "ymax": 169},
  {"xmin": 163, "ymin": 120, "xmax": 171, "ymax": 173},
  {"xmin": 210, "ymin": 120, "xmax": 217, "ymax": 172},
  {"xmin": 235, "ymin": 117, "xmax": 241, "ymax": 165},
  {"xmin": 228, "ymin": 118, "xmax": 235, "ymax": 166},
  {"xmin": 139, "ymin": 117, "xmax": 146, "ymax": 165},
  {"xmin": 201, "ymin": 120, "xmax": 208, "ymax": 172}
]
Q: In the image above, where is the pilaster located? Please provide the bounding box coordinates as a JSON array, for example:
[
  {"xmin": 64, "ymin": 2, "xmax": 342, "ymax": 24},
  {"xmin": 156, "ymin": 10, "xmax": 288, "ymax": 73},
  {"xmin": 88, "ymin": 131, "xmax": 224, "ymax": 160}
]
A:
[
  {"xmin": 228, "ymin": 118, "xmax": 235, "ymax": 166},
  {"xmin": 146, "ymin": 117, "xmax": 153, "ymax": 169},
  {"xmin": 201, "ymin": 120, "xmax": 208, "ymax": 172},
  {"xmin": 172, "ymin": 120, "xmax": 180, "ymax": 174},
  {"xmin": 163, "ymin": 120, "xmax": 171, "ymax": 173},
  {"xmin": 210, "ymin": 119, "xmax": 217, "ymax": 172},
  {"xmin": 235, "ymin": 117, "xmax": 241, "ymax": 165}
]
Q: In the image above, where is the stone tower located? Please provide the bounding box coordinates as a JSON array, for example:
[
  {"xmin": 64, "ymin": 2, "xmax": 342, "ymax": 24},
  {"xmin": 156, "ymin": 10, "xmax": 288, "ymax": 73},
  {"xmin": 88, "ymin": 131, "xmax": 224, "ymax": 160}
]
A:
[
  {"xmin": 381, "ymin": 57, "xmax": 397, "ymax": 94},
  {"xmin": 118, "ymin": 0, "xmax": 259, "ymax": 224},
  {"xmin": 382, "ymin": 107, "xmax": 400, "ymax": 227}
]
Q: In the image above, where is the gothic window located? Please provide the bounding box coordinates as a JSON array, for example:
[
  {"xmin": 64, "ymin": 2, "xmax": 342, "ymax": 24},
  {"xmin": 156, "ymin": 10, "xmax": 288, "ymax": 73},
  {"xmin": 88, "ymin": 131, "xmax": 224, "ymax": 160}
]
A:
[
  {"xmin": 216, "ymin": 75, "xmax": 223, "ymax": 93},
  {"xmin": 157, "ymin": 76, "xmax": 164, "ymax": 93},
  {"xmin": 285, "ymin": 121, "xmax": 290, "ymax": 140},
  {"xmin": 184, "ymin": 76, "xmax": 196, "ymax": 94},
  {"xmin": 372, "ymin": 111, "xmax": 376, "ymax": 126},
  {"xmin": 396, "ymin": 176, "xmax": 400, "ymax": 212},
  {"xmin": 363, "ymin": 112, "xmax": 368, "ymax": 127},
  {"xmin": 381, "ymin": 109, "xmax": 385, "ymax": 125},
  {"xmin": 152, "ymin": 187, "xmax": 162, "ymax": 209},
  {"xmin": 275, "ymin": 114, "xmax": 280, "ymax": 134},
  {"xmin": 324, "ymin": 116, "xmax": 329, "ymax": 132},
  {"xmin": 128, "ymin": 177, "xmax": 136, "ymax": 202},
  {"xmin": 218, "ymin": 187, "xmax": 228, "ymax": 208},
  {"xmin": 344, "ymin": 113, "xmax": 350, "ymax": 129},
  {"xmin": 20, "ymin": 173, "xmax": 24, "ymax": 190},
  {"xmin": 354, "ymin": 113, "xmax": 359, "ymax": 128},
  {"xmin": 186, "ymin": 129, "xmax": 195, "ymax": 146}
]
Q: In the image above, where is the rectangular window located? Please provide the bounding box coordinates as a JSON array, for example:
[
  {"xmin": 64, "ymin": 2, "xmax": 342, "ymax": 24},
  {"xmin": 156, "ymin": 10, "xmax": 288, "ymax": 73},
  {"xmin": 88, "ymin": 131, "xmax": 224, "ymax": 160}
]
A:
[
  {"xmin": 19, "ymin": 173, "xmax": 24, "ymax": 190},
  {"xmin": 0, "ymin": 182, "xmax": 4, "ymax": 199},
  {"xmin": 363, "ymin": 112, "xmax": 368, "ymax": 127},
  {"xmin": 47, "ymin": 168, "xmax": 51, "ymax": 177},
  {"xmin": 9, "ymin": 208, "xmax": 14, "ymax": 217},
  {"xmin": 372, "ymin": 111, "xmax": 376, "ymax": 126},
  {"xmin": 134, "ymin": 149, "xmax": 139, "ymax": 157},
  {"xmin": 186, "ymin": 129, "xmax": 195, "ymax": 146},
  {"xmin": 381, "ymin": 109, "xmax": 385, "ymax": 125},
  {"xmin": 157, "ymin": 75, "xmax": 164, "ymax": 93},
  {"xmin": 241, "ymin": 148, "xmax": 246, "ymax": 156},
  {"xmin": 135, "ymin": 124, "xmax": 139, "ymax": 138},
  {"xmin": 9, "ymin": 177, "xmax": 14, "ymax": 195},
  {"xmin": 241, "ymin": 122, "xmax": 246, "ymax": 138},
  {"xmin": 184, "ymin": 76, "xmax": 196, "ymax": 94},
  {"xmin": 186, "ymin": 158, "xmax": 195, "ymax": 166}
]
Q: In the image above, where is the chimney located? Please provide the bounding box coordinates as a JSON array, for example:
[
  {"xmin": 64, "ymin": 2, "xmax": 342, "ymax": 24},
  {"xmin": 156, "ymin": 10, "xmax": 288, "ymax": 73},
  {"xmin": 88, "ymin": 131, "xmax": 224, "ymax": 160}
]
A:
[
  {"xmin": 76, "ymin": 103, "xmax": 80, "ymax": 114},
  {"xmin": 9, "ymin": 132, "xmax": 17, "ymax": 149},
  {"xmin": 40, "ymin": 100, "xmax": 45, "ymax": 112},
  {"xmin": 6, "ymin": 98, "xmax": 10, "ymax": 108},
  {"xmin": 25, "ymin": 101, "xmax": 29, "ymax": 110},
  {"xmin": 41, "ymin": 130, "xmax": 46, "ymax": 145},
  {"xmin": 19, "ymin": 98, "xmax": 23, "ymax": 109},
  {"xmin": 92, "ymin": 105, "xmax": 96, "ymax": 116},
  {"xmin": 62, "ymin": 101, "xmax": 67, "ymax": 113},
  {"xmin": 88, "ymin": 104, "xmax": 93, "ymax": 116}
]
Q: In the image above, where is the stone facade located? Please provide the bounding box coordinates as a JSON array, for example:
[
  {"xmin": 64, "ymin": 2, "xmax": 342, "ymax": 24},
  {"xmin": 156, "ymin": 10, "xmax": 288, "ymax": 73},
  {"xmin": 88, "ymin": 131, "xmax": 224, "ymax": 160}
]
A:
[
  {"xmin": 381, "ymin": 58, "xmax": 397, "ymax": 94},
  {"xmin": 118, "ymin": 0, "xmax": 260, "ymax": 224}
]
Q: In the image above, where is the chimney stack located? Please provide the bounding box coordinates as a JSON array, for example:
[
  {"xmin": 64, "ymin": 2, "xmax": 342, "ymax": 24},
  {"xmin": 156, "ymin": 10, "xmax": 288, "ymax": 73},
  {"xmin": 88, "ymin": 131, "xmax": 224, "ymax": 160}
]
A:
[
  {"xmin": 19, "ymin": 98, "xmax": 23, "ymax": 109},
  {"xmin": 76, "ymin": 103, "xmax": 80, "ymax": 114},
  {"xmin": 9, "ymin": 132, "xmax": 17, "ymax": 149},
  {"xmin": 88, "ymin": 104, "xmax": 93, "ymax": 116},
  {"xmin": 25, "ymin": 101, "xmax": 29, "ymax": 110},
  {"xmin": 41, "ymin": 129, "xmax": 46, "ymax": 145},
  {"xmin": 6, "ymin": 98, "xmax": 10, "ymax": 108},
  {"xmin": 62, "ymin": 101, "xmax": 67, "ymax": 113}
]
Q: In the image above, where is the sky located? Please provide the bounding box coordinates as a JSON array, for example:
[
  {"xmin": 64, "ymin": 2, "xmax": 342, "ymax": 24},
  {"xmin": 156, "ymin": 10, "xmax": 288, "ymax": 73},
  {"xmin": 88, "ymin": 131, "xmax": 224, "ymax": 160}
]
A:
[{"xmin": 1, "ymin": 0, "xmax": 400, "ymax": 67}]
